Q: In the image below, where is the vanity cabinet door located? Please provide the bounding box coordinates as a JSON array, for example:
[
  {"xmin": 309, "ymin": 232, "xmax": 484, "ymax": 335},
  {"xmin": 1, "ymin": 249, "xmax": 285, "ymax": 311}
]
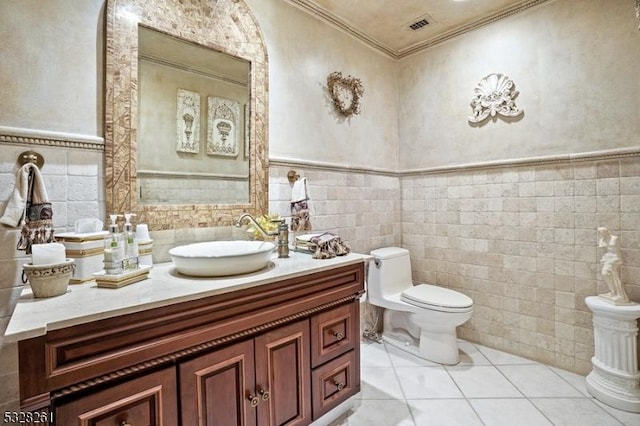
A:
[
  {"xmin": 180, "ymin": 339, "xmax": 256, "ymax": 426},
  {"xmin": 55, "ymin": 366, "xmax": 177, "ymax": 426},
  {"xmin": 255, "ymin": 319, "xmax": 311, "ymax": 426}
]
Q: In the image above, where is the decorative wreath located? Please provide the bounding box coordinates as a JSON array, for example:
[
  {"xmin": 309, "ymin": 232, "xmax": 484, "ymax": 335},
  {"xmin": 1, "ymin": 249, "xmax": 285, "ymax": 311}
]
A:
[{"xmin": 327, "ymin": 71, "xmax": 364, "ymax": 117}]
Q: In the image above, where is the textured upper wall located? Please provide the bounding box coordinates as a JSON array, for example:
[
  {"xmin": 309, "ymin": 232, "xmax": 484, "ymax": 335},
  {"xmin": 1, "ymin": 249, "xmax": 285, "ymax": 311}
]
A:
[
  {"xmin": 0, "ymin": 0, "xmax": 104, "ymax": 136},
  {"xmin": 245, "ymin": 0, "xmax": 399, "ymax": 172},
  {"xmin": 397, "ymin": 0, "xmax": 640, "ymax": 170}
]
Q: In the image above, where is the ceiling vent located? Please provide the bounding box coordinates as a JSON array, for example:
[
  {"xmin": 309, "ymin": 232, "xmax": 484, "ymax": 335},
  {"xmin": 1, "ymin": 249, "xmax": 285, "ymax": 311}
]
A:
[
  {"xmin": 409, "ymin": 18, "xmax": 429, "ymax": 30},
  {"xmin": 402, "ymin": 13, "xmax": 436, "ymax": 32}
]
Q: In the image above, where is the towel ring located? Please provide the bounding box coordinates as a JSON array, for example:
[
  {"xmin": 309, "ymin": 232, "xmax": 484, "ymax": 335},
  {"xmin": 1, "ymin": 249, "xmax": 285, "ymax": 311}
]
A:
[
  {"xmin": 18, "ymin": 150, "xmax": 45, "ymax": 169},
  {"xmin": 287, "ymin": 170, "xmax": 300, "ymax": 184}
]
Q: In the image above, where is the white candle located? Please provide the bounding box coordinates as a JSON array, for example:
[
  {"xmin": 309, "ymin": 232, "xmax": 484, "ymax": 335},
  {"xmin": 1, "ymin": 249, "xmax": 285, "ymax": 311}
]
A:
[{"xmin": 31, "ymin": 243, "xmax": 66, "ymax": 265}]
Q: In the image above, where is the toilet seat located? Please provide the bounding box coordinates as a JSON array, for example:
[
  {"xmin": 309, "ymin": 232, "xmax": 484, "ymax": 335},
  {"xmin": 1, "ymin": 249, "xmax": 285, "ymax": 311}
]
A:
[{"xmin": 401, "ymin": 284, "xmax": 473, "ymax": 313}]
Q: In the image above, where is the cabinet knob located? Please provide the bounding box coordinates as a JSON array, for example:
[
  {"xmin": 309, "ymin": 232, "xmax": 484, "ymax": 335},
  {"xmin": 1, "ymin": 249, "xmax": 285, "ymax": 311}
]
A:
[
  {"xmin": 259, "ymin": 388, "xmax": 270, "ymax": 401},
  {"xmin": 333, "ymin": 331, "xmax": 345, "ymax": 341},
  {"xmin": 120, "ymin": 422, "xmax": 132, "ymax": 426},
  {"xmin": 248, "ymin": 394, "xmax": 260, "ymax": 407},
  {"xmin": 334, "ymin": 380, "xmax": 345, "ymax": 391}
]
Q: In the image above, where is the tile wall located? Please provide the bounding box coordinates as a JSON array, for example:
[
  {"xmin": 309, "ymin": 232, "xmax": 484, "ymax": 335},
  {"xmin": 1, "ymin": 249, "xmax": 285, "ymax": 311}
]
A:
[
  {"xmin": 268, "ymin": 165, "xmax": 401, "ymax": 255},
  {"xmin": 0, "ymin": 143, "xmax": 103, "ymax": 412},
  {"xmin": 401, "ymin": 157, "xmax": 640, "ymax": 375}
]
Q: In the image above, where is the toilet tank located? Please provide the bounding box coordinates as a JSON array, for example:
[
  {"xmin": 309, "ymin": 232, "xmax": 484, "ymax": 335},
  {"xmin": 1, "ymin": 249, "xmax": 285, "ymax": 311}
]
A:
[{"xmin": 368, "ymin": 247, "xmax": 413, "ymax": 304}]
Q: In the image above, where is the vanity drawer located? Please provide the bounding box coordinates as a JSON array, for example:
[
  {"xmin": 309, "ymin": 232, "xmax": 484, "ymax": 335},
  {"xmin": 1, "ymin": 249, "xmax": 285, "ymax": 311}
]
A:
[
  {"xmin": 311, "ymin": 350, "xmax": 359, "ymax": 420},
  {"xmin": 311, "ymin": 302, "xmax": 359, "ymax": 367}
]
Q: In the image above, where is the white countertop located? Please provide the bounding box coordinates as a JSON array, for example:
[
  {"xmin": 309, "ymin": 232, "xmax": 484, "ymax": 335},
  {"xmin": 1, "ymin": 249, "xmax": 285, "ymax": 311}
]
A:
[{"xmin": 4, "ymin": 251, "xmax": 372, "ymax": 342}]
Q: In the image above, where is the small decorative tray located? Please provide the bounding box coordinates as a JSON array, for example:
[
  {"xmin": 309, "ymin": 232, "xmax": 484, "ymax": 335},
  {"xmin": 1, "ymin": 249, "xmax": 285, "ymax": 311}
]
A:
[{"xmin": 93, "ymin": 265, "xmax": 152, "ymax": 289}]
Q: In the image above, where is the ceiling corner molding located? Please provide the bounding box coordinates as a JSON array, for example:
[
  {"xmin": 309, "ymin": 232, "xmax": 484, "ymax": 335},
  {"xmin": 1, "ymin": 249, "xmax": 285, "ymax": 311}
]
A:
[
  {"xmin": 285, "ymin": 0, "xmax": 399, "ymax": 59},
  {"xmin": 0, "ymin": 125, "xmax": 105, "ymax": 151},
  {"xmin": 286, "ymin": 0, "xmax": 551, "ymax": 59}
]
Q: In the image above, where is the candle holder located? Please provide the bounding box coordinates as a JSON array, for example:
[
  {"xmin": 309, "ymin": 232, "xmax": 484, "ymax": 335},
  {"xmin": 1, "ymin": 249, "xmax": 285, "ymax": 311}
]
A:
[{"xmin": 22, "ymin": 259, "xmax": 75, "ymax": 298}]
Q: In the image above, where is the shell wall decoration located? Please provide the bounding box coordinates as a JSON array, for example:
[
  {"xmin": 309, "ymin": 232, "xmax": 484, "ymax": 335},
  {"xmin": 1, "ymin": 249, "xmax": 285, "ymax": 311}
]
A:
[{"xmin": 468, "ymin": 73, "xmax": 523, "ymax": 124}]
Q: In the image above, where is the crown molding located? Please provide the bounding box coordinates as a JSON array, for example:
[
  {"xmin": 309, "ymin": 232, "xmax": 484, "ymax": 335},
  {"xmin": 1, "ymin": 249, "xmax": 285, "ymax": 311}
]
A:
[{"xmin": 285, "ymin": 0, "xmax": 551, "ymax": 59}]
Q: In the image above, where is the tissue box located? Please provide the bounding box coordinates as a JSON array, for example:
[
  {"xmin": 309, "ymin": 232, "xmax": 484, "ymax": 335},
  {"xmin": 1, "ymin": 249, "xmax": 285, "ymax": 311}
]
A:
[{"xmin": 56, "ymin": 231, "xmax": 108, "ymax": 283}]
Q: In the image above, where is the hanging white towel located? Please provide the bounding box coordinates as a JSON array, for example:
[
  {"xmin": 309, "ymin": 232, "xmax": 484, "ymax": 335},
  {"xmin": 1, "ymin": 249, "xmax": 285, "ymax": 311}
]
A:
[
  {"xmin": 290, "ymin": 177, "xmax": 312, "ymax": 232},
  {"xmin": 291, "ymin": 177, "xmax": 310, "ymax": 202},
  {"xmin": 0, "ymin": 163, "xmax": 34, "ymax": 227},
  {"xmin": 16, "ymin": 163, "xmax": 54, "ymax": 253}
]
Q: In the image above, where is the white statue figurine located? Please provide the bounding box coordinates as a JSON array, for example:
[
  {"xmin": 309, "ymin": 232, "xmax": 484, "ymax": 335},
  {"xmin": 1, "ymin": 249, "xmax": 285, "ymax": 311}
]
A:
[{"xmin": 597, "ymin": 227, "xmax": 632, "ymax": 305}]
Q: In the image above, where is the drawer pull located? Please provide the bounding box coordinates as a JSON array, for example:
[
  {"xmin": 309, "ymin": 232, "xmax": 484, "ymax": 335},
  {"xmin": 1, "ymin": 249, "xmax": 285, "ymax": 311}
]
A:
[
  {"xmin": 334, "ymin": 380, "xmax": 345, "ymax": 391},
  {"xmin": 333, "ymin": 331, "xmax": 345, "ymax": 341},
  {"xmin": 260, "ymin": 389, "xmax": 270, "ymax": 401},
  {"xmin": 248, "ymin": 394, "xmax": 260, "ymax": 407}
]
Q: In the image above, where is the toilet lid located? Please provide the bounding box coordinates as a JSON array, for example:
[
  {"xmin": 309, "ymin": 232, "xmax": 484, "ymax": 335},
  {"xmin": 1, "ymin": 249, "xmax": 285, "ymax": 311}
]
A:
[{"xmin": 401, "ymin": 284, "xmax": 473, "ymax": 309}]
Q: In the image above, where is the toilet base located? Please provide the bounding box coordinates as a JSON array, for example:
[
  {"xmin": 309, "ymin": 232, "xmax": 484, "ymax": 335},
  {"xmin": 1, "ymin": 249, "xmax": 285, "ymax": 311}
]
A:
[{"xmin": 382, "ymin": 329, "xmax": 461, "ymax": 365}]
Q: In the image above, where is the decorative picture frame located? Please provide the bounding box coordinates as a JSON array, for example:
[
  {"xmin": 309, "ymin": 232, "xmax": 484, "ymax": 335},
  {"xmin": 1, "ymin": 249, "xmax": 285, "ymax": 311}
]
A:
[
  {"xmin": 176, "ymin": 89, "xmax": 200, "ymax": 153},
  {"xmin": 207, "ymin": 96, "xmax": 240, "ymax": 157},
  {"xmin": 327, "ymin": 71, "xmax": 364, "ymax": 117}
]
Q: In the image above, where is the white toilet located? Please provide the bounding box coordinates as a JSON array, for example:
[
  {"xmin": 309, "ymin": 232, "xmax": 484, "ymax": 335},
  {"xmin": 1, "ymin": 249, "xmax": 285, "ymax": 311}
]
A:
[{"xmin": 368, "ymin": 247, "xmax": 473, "ymax": 365}]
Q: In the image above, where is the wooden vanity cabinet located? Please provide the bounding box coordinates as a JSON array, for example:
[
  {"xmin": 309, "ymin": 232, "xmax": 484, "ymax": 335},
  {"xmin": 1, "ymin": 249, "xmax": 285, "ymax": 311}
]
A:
[
  {"xmin": 16, "ymin": 262, "xmax": 365, "ymax": 426},
  {"xmin": 180, "ymin": 320, "xmax": 311, "ymax": 426}
]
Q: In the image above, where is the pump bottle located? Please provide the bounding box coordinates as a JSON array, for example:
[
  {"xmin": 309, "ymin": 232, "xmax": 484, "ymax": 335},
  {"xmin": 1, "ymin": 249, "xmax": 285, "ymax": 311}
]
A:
[
  {"xmin": 123, "ymin": 213, "xmax": 139, "ymax": 259},
  {"xmin": 104, "ymin": 214, "xmax": 124, "ymax": 269}
]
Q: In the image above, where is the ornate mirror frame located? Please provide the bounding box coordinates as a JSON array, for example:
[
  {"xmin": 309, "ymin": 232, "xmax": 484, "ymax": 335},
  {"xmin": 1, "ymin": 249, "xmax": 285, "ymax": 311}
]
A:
[{"xmin": 105, "ymin": 0, "xmax": 268, "ymax": 230}]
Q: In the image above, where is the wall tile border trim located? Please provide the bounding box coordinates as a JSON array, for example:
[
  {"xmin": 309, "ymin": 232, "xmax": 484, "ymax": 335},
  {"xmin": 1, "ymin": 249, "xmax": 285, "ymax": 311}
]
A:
[
  {"xmin": 400, "ymin": 146, "xmax": 640, "ymax": 176},
  {"xmin": 272, "ymin": 146, "xmax": 640, "ymax": 178},
  {"xmin": 0, "ymin": 126, "xmax": 104, "ymax": 152},
  {"xmin": 269, "ymin": 156, "xmax": 397, "ymax": 176}
]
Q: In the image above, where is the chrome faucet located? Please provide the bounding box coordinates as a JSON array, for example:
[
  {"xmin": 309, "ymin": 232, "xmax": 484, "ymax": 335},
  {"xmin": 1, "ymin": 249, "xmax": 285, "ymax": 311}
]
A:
[{"xmin": 235, "ymin": 213, "xmax": 289, "ymax": 258}]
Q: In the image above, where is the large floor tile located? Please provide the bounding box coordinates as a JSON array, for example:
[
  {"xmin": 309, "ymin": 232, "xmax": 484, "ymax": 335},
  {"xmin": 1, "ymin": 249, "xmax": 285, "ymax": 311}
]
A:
[
  {"xmin": 475, "ymin": 344, "xmax": 539, "ymax": 365},
  {"xmin": 360, "ymin": 342, "xmax": 393, "ymax": 367},
  {"xmin": 447, "ymin": 365, "xmax": 523, "ymax": 398},
  {"xmin": 469, "ymin": 398, "xmax": 553, "ymax": 426},
  {"xmin": 395, "ymin": 366, "xmax": 463, "ymax": 399},
  {"xmin": 343, "ymin": 400, "xmax": 415, "ymax": 426},
  {"xmin": 457, "ymin": 341, "xmax": 492, "ymax": 366},
  {"xmin": 498, "ymin": 364, "xmax": 583, "ymax": 398},
  {"xmin": 408, "ymin": 399, "xmax": 483, "ymax": 426},
  {"xmin": 531, "ymin": 398, "xmax": 624, "ymax": 426},
  {"xmin": 549, "ymin": 366, "xmax": 590, "ymax": 396},
  {"xmin": 386, "ymin": 342, "xmax": 440, "ymax": 367},
  {"xmin": 359, "ymin": 367, "xmax": 405, "ymax": 400},
  {"xmin": 595, "ymin": 400, "xmax": 640, "ymax": 426}
]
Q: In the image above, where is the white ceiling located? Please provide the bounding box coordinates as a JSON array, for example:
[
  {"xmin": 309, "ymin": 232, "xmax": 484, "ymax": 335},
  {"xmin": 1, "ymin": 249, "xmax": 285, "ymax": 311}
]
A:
[{"xmin": 286, "ymin": 0, "xmax": 550, "ymax": 58}]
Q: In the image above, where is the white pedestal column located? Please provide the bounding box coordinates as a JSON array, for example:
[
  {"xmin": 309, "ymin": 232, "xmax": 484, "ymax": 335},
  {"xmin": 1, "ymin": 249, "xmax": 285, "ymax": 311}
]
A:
[{"xmin": 585, "ymin": 296, "xmax": 640, "ymax": 413}]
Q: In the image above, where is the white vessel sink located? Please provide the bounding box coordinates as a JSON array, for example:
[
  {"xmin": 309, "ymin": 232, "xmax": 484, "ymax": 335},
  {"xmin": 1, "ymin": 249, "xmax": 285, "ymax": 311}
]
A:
[{"xmin": 169, "ymin": 240, "xmax": 276, "ymax": 277}]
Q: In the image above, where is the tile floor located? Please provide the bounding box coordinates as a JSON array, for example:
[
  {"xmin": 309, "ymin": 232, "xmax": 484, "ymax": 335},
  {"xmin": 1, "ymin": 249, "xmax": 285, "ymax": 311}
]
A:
[{"xmin": 331, "ymin": 340, "xmax": 640, "ymax": 426}]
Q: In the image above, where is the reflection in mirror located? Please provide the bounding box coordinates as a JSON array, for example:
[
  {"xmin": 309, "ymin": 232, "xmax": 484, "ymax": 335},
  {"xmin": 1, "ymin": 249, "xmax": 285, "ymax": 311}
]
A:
[
  {"xmin": 137, "ymin": 27, "xmax": 250, "ymax": 205},
  {"xmin": 104, "ymin": 0, "xmax": 268, "ymax": 230}
]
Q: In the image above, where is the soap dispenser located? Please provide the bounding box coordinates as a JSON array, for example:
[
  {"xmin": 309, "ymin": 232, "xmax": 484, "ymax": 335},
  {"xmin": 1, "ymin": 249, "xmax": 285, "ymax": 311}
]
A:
[
  {"xmin": 123, "ymin": 213, "xmax": 139, "ymax": 259},
  {"xmin": 104, "ymin": 214, "xmax": 124, "ymax": 274}
]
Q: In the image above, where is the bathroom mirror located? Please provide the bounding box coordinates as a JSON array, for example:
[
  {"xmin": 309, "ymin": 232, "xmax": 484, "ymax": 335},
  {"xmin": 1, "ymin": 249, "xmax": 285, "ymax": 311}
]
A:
[{"xmin": 105, "ymin": 0, "xmax": 268, "ymax": 230}]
